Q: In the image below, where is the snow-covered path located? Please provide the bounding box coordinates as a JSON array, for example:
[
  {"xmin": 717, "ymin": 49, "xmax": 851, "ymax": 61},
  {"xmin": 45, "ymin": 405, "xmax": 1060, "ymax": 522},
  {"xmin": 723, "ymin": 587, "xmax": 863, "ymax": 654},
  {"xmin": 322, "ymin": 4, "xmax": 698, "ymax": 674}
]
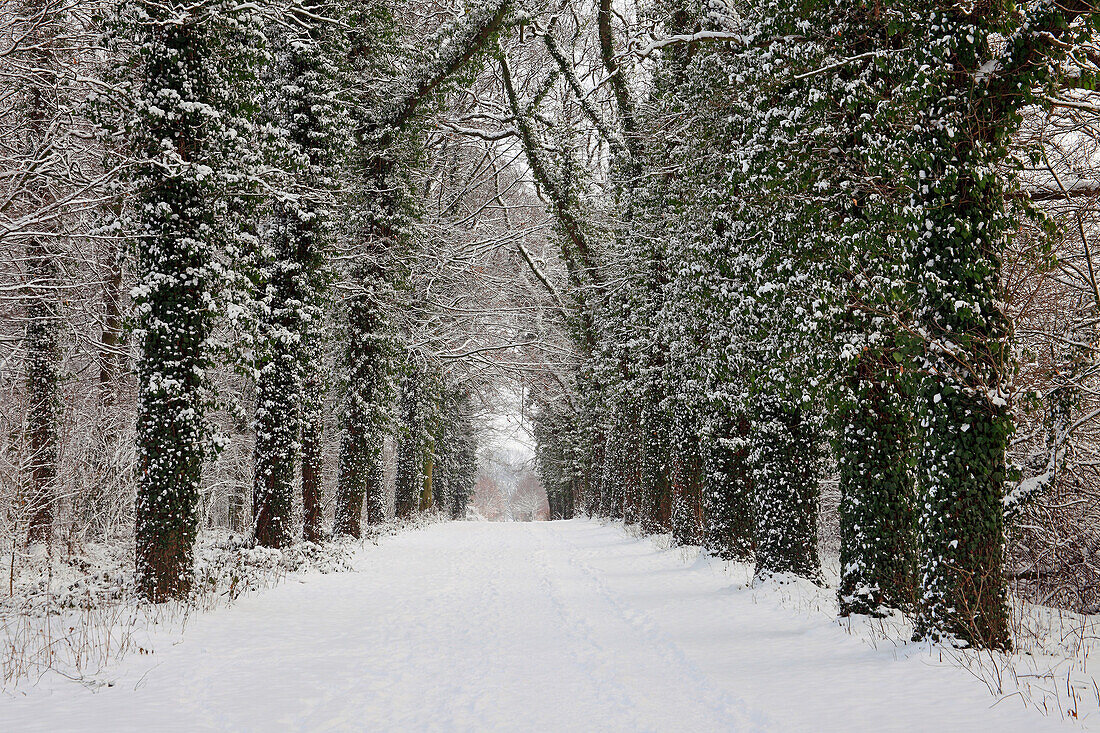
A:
[{"xmin": 4, "ymin": 520, "xmax": 1071, "ymax": 732}]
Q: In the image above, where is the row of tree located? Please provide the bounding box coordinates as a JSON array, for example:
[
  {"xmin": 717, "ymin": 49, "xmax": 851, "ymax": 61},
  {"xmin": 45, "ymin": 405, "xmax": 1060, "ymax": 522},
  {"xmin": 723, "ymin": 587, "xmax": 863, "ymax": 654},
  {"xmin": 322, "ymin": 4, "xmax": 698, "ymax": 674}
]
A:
[
  {"xmin": 520, "ymin": 0, "xmax": 1098, "ymax": 651},
  {"xmin": 1, "ymin": 0, "xmax": 498, "ymax": 601}
]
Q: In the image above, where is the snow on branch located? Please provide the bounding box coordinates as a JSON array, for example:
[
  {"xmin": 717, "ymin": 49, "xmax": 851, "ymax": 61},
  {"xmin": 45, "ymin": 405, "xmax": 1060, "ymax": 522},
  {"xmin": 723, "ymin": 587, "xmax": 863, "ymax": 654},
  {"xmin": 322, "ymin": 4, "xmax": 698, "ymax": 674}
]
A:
[
  {"xmin": 381, "ymin": 0, "xmax": 511, "ymax": 133},
  {"xmin": 630, "ymin": 30, "xmax": 755, "ymax": 59}
]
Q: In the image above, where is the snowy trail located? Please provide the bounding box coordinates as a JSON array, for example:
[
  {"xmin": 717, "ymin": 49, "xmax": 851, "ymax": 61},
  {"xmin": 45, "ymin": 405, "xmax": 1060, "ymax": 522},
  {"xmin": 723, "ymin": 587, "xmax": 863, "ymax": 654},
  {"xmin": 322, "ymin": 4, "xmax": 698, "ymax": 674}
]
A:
[{"xmin": 3, "ymin": 520, "xmax": 1072, "ymax": 732}]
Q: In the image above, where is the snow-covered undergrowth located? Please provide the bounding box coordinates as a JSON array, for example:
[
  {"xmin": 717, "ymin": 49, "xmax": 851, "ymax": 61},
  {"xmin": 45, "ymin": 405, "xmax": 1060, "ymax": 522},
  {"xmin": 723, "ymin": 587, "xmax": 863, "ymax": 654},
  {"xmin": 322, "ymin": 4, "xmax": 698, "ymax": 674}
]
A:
[
  {"xmin": 0, "ymin": 515, "xmax": 439, "ymax": 690},
  {"xmin": 620, "ymin": 519, "xmax": 1100, "ymax": 726}
]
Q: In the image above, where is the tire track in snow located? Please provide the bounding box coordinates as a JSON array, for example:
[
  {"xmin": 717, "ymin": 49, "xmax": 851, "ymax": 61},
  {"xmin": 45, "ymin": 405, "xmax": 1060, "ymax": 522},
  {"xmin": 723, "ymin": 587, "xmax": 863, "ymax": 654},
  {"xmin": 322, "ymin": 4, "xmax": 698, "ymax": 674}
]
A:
[
  {"xmin": 522, "ymin": 522, "xmax": 654, "ymax": 732},
  {"xmin": 529, "ymin": 523, "xmax": 770, "ymax": 731}
]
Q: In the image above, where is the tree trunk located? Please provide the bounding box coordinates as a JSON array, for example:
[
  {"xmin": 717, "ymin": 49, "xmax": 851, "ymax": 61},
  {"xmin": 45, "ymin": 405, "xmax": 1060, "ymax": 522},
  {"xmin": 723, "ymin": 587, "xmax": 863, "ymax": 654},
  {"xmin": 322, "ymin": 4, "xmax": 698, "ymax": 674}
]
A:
[
  {"xmin": 419, "ymin": 455, "xmax": 434, "ymax": 512},
  {"xmin": 131, "ymin": 4, "xmax": 255, "ymax": 600},
  {"xmin": 838, "ymin": 349, "xmax": 916, "ymax": 616},
  {"xmin": 21, "ymin": 0, "xmax": 61, "ymax": 545},
  {"xmin": 301, "ymin": 373, "xmax": 325, "ymax": 542},
  {"xmin": 750, "ymin": 395, "xmax": 821, "ymax": 580},
  {"xmin": 394, "ymin": 365, "xmax": 424, "ymax": 520},
  {"xmin": 336, "ymin": 264, "xmax": 391, "ymax": 535},
  {"xmin": 703, "ymin": 412, "xmax": 754, "ymax": 562},
  {"xmin": 24, "ymin": 239, "xmax": 60, "ymax": 545},
  {"xmin": 252, "ymin": 347, "xmax": 298, "ymax": 548}
]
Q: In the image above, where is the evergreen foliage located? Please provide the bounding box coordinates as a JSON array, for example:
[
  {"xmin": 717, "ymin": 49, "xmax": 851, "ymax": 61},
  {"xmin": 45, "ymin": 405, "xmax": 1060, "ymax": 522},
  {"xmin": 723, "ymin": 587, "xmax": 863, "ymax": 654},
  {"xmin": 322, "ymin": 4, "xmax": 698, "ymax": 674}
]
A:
[{"xmin": 902, "ymin": 0, "xmax": 1097, "ymax": 651}]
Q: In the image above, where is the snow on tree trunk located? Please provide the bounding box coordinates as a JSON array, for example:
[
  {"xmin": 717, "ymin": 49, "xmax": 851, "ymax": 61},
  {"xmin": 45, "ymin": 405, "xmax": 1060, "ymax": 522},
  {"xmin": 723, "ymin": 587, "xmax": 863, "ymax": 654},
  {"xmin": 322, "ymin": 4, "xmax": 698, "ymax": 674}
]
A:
[
  {"xmin": 703, "ymin": 413, "xmax": 755, "ymax": 562},
  {"xmin": 301, "ymin": 370, "xmax": 326, "ymax": 543},
  {"xmin": 253, "ymin": 0, "xmax": 347, "ymax": 548},
  {"xmin": 335, "ymin": 264, "xmax": 391, "ymax": 535},
  {"xmin": 124, "ymin": 0, "xmax": 263, "ymax": 600},
  {"xmin": 395, "ymin": 359, "xmax": 431, "ymax": 519},
  {"xmin": 903, "ymin": 0, "xmax": 1092, "ymax": 650},
  {"xmin": 750, "ymin": 393, "xmax": 822, "ymax": 580},
  {"xmin": 837, "ymin": 349, "xmax": 916, "ymax": 616}
]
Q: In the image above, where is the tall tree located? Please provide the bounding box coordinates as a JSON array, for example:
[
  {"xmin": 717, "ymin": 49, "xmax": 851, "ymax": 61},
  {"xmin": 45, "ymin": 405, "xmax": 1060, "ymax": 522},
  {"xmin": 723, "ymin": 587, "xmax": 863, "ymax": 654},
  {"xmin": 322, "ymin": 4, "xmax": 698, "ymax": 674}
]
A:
[
  {"xmin": 123, "ymin": 0, "xmax": 263, "ymax": 600},
  {"xmin": 907, "ymin": 0, "xmax": 1098, "ymax": 649},
  {"xmin": 253, "ymin": 0, "xmax": 348, "ymax": 548},
  {"xmin": 18, "ymin": 0, "xmax": 63, "ymax": 544}
]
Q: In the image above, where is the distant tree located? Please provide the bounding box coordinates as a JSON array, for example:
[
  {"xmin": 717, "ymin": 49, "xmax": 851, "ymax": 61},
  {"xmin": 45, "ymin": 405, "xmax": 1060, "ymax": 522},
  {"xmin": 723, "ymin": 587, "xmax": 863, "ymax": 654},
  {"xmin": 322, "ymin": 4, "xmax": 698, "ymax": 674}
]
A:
[
  {"xmin": 434, "ymin": 386, "xmax": 478, "ymax": 518},
  {"xmin": 394, "ymin": 358, "xmax": 434, "ymax": 518},
  {"xmin": 336, "ymin": 0, "xmax": 508, "ymax": 534}
]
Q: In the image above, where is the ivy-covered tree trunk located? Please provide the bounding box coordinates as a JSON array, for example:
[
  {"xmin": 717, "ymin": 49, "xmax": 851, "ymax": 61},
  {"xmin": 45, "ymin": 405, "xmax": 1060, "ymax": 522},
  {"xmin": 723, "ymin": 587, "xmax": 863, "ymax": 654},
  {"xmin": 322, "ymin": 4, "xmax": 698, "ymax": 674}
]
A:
[
  {"xmin": 669, "ymin": 429, "xmax": 703, "ymax": 547},
  {"xmin": 130, "ymin": 7, "xmax": 216, "ymax": 601},
  {"xmin": 335, "ymin": 266, "xmax": 390, "ymax": 536},
  {"xmin": 301, "ymin": 369, "xmax": 325, "ymax": 543},
  {"xmin": 905, "ymin": 0, "xmax": 1097, "ymax": 652},
  {"xmin": 126, "ymin": 0, "xmax": 262, "ymax": 600},
  {"xmin": 703, "ymin": 412, "xmax": 754, "ymax": 562},
  {"xmin": 750, "ymin": 392, "xmax": 821, "ymax": 580},
  {"xmin": 907, "ymin": 3, "xmax": 1023, "ymax": 650},
  {"xmin": 449, "ymin": 405, "xmax": 477, "ymax": 520},
  {"xmin": 536, "ymin": 405, "xmax": 579, "ymax": 520},
  {"xmin": 907, "ymin": 129, "xmax": 1009, "ymax": 647},
  {"xmin": 642, "ymin": 402, "xmax": 670, "ymax": 530},
  {"xmin": 435, "ymin": 387, "xmax": 478, "ymax": 519},
  {"xmin": 394, "ymin": 361, "xmax": 426, "ymax": 519},
  {"xmin": 252, "ymin": 211, "xmax": 301, "ymax": 546},
  {"xmin": 814, "ymin": 0, "xmax": 920, "ymax": 618},
  {"xmin": 252, "ymin": 332, "xmax": 298, "ymax": 547},
  {"xmin": 837, "ymin": 349, "xmax": 916, "ymax": 616},
  {"xmin": 587, "ymin": 414, "xmax": 611, "ymax": 518},
  {"xmin": 334, "ymin": 0, "xmax": 486, "ymax": 535},
  {"xmin": 419, "ymin": 454, "xmax": 435, "ymax": 512},
  {"xmin": 419, "ymin": 369, "xmax": 440, "ymax": 513},
  {"xmin": 253, "ymin": 0, "xmax": 345, "ymax": 548}
]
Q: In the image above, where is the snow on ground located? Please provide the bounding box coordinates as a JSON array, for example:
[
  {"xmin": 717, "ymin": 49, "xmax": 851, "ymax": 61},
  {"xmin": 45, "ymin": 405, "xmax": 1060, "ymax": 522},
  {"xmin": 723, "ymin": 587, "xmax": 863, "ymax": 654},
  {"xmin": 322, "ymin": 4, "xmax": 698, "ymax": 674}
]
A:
[
  {"xmin": 0, "ymin": 530, "xmax": 364, "ymax": 690},
  {"xmin": 0, "ymin": 519, "xmax": 1087, "ymax": 731}
]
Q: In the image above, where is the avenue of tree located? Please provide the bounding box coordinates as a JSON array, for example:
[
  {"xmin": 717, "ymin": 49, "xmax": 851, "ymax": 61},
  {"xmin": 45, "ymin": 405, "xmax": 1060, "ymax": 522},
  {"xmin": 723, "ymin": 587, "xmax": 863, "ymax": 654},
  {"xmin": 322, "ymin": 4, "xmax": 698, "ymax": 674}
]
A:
[{"xmin": 1, "ymin": 0, "xmax": 1098, "ymax": 652}]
